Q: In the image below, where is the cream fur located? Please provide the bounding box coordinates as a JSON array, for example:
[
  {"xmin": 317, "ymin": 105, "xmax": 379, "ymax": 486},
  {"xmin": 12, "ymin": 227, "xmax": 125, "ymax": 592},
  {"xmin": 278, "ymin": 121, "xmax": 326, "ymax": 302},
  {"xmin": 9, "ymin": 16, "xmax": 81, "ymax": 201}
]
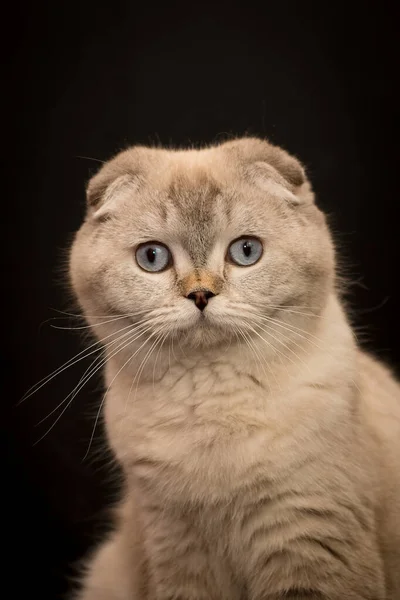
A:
[{"xmin": 69, "ymin": 137, "xmax": 400, "ymax": 600}]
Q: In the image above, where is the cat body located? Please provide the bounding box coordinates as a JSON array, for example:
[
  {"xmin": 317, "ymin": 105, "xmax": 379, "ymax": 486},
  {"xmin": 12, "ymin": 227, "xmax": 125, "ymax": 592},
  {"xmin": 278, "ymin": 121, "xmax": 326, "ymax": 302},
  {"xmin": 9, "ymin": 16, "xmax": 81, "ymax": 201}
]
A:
[{"xmin": 70, "ymin": 138, "xmax": 400, "ymax": 599}]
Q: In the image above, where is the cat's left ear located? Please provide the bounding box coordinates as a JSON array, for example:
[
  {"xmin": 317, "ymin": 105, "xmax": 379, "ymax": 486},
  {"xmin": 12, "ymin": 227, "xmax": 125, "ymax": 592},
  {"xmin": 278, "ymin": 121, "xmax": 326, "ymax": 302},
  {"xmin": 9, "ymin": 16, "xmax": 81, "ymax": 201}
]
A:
[
  {"xmin": 221, "ymin": 137, "xmax": 315, "ymax": 206},
  {"xmin": 247, "ymin": 159, "xmax": 315, "ymax": 206}
]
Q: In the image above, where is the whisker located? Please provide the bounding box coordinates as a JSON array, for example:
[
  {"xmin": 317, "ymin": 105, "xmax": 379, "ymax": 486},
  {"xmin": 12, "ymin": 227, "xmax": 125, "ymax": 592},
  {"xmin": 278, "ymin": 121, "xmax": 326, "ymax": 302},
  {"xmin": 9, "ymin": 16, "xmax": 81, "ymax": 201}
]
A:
[
  {"xmin": 168, "ymin": 334, "xmax": 173, "ymax": 372},
  {"xmin": 240, "ymin": 320, "xmax": 310, "ymax": 381},
  {"xmin": 126, "ymin": 328, "xmax": 167, "ymax": 410},
  {"xmin": 264, "ymin": 315, "xmax": 361, "ymax": 392},
  {"xmin": 246, "ymin": 314, "xmax": 315, "ymax": 358},
  {"xmin": 20, "ymin": 316, "xmax": 157, "ymax": 403},
  {"xmin": 50, "ymin": 315, "xmax": 133, "ymax": 330},
  {"xmin": 235, "ymin": 324, "xmax": 275, "ymax": 390},
  {"xmin": 250, "ymin": 311, "xmax": 337, "ymax": 354},
  {"xmin": 34, "ymin": 319, "xmax": 162, "ymax": 446},
  {"xmin": 35, "ymin": 321, "xmax": 155, "ymax": 426},
  {"xmin": 244, "ymin": 325, "xmax": 285, "ymax": 389},
  {"xmin": 250, "ymin": 321, "xmax": 311, "ymax": 374},
  {"xmin": 50, "ymin": 307, "xmax": 170, "ymax": 319},
  {"xmin": 244, "ymin": 312, "xmax": 361, "ymax": 393},
  {"xmin": 249, "ymin": 302, "xmax": 329, "ymax": 319},
  {"xmin": 59, "ymin": 320, "xmax": 162, "ymax": 401},
  {"xmin": 169, "ymin": 330, "xmax": 181, "ymax": 365},
  {"xmin": 75, "ymin": 155, "xmax": 105, "ymax": 164},
  {"xmin": 152, "ymin": 331, "xmax": 169, "ymax": 393},
  {"xmin": 33, "ymin": 322, "xmax": 157, "ymax": 438},
  {"xmin": 20, "ymin": 329, "xmax": 130, "ymax": 404},
  {"xmin": 243, "ymin": 328, "xmax": 275, "ymax": 389},
  {"xmin": 84, "ymin": 326, "xmax": 166, "ymax": 459},
  {"xmin": 243, "ymin": 321, "xmax": 296, "ymax": 366}
]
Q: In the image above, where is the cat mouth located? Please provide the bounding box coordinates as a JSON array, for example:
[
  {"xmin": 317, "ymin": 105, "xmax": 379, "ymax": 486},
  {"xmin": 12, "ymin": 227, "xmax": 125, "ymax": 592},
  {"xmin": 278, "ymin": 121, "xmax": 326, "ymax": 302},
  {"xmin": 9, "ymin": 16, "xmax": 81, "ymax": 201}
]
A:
[
  {"xmin": 168, "ymin": 309, "xmax": 215, "ymax": 334},
  {"xmin": 188, "ymin": 309, "xmax": 229, "ymax": 332},
  {"xmin": 183, "ymin": 310, "xmax": 208, "ymax": 327}
]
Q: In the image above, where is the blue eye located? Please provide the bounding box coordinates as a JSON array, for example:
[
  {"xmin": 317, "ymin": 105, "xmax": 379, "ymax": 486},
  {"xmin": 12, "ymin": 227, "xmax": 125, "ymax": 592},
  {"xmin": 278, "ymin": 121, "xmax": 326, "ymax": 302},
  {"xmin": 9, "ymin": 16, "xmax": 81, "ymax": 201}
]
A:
[
  {"xmin": 228, "ymin": 237, "xmax": 263, "ymax": 266},
  {"xmin": 135, "ymin": 242, "xmax": 171, "ymax": 272}
]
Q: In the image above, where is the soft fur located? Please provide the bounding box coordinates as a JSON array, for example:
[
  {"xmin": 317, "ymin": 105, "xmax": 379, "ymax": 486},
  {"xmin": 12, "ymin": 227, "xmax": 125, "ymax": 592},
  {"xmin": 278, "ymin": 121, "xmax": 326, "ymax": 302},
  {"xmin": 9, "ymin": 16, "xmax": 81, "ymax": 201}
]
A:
[{"xmin": 69, "ymin": 137, "xmax": 400, "ymax": 599}]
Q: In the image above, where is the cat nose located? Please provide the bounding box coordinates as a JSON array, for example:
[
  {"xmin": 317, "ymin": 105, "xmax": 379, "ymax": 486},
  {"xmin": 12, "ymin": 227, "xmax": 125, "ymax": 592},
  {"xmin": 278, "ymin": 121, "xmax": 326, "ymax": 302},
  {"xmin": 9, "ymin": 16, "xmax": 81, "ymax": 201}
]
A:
[{"xmin": 186, "ymin": 289, "xmax": 216, "ymax": 311}]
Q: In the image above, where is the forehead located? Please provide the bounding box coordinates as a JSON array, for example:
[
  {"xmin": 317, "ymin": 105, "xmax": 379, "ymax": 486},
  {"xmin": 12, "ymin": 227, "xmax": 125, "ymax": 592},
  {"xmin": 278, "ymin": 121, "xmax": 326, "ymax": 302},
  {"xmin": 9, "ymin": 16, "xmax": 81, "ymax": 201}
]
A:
[
  {"xmin": 127, "ymin": 164, "xmax": 278, "ymax": 258},
  {"xmin": 164, "ymin": 171, "xmax": 225, "ymax": 260}
]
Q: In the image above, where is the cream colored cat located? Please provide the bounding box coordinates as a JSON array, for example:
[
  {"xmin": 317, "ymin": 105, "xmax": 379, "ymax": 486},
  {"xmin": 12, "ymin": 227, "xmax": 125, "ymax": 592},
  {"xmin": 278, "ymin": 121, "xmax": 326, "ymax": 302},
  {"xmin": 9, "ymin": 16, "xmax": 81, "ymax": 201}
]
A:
[{"xmin": 69, "ymin": 137, "xmax": 400, "ymax": 600}]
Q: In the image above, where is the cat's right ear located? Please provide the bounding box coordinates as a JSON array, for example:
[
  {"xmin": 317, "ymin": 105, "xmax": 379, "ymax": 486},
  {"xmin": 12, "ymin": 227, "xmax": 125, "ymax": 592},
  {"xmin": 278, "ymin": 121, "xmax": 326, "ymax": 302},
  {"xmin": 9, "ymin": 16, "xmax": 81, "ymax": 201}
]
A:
[
  {"xmin": 85, "ymin": 147, "xmax": 154, "ymax": 220},
  {"xmin": 87, "ymin": 171, "xmax": 141, "ymax": 221}
]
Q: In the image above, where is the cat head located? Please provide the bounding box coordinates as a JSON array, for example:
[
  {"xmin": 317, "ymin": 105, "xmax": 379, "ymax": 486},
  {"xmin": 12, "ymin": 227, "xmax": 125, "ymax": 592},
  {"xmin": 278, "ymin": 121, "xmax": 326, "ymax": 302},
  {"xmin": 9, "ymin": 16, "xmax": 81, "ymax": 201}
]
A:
[{"xmin": 69, "ymin": 137, "xmax": 334, "ymax": 350}]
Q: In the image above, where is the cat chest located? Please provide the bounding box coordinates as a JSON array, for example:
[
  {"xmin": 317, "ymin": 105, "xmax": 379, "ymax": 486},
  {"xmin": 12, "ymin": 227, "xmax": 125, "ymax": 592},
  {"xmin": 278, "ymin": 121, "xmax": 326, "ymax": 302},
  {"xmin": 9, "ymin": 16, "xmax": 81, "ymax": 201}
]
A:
[
  {"xmin": 105, "ymin": 361, "xmax": 287, "ymax": 500},
  {"xmin": 123, "ymin": 410, "xmax": 287, "ymax": 504}
]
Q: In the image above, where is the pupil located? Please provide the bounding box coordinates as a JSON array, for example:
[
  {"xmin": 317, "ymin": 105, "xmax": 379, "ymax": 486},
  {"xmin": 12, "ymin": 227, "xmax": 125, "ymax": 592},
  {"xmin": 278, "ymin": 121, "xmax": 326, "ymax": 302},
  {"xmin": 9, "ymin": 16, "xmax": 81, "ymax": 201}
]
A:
[
  {"xmin": 243, "ymin": 241, "xmax": 252, "ymax": 257},
  {"xmin": 146, "ymin": 248, "xmax": 157, "ymax": 263}
]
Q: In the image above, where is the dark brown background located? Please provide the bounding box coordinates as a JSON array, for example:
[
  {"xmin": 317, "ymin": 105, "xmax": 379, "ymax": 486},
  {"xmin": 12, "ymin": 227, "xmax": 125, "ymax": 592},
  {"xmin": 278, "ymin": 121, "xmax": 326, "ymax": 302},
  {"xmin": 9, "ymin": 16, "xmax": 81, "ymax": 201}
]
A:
[{"xmin": 3, "ymin": 2, "xmax": 399, "ymax": 598}]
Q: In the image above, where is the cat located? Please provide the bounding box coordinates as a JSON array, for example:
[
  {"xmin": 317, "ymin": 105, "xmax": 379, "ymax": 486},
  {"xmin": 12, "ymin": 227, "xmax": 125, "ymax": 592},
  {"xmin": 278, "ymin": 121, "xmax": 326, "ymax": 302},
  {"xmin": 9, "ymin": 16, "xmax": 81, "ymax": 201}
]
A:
[{"xmin": 69, "ymin": 137, "xmax": 400, "ymax": 599}]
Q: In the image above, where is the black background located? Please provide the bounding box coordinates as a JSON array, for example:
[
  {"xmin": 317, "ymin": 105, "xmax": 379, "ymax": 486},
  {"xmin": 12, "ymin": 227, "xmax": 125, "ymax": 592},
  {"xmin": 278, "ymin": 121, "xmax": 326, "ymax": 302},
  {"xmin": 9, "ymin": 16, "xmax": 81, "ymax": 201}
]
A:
[{"xmin": 3, "ymin": 2, "xmax": 399, "ymax": 598}]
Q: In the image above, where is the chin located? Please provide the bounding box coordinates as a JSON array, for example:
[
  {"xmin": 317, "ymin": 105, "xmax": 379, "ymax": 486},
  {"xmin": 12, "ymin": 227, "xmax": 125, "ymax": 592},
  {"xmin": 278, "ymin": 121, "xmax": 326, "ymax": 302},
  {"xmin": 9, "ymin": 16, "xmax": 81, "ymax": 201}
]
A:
[{"xmin": 172, "ymin": 313, "xmax": 234, "ymax": 349}]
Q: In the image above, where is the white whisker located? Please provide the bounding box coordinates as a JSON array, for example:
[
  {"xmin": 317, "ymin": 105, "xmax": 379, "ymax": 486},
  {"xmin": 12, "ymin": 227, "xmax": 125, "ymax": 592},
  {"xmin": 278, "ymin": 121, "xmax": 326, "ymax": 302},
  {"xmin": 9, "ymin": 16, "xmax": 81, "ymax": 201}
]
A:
[
  {"xmin": 245, "ymin": 314, "xmax": 314, "ymax": 358},
  {"xmin": 240, "ymin": 320, "xmax": 308, "ymax": 381},
  {"xmin": 235, "ymin": 324, "xmax": 275, "ymax": 390},
  {"xmin": 34, "ymin": 320, "xmax": 162, "ymax": 445},
  {"xmin": 126, "ymin": 328, "xmax": 167, "ymax": 411},
  {"xmin": 35, "ymin": 322, "xmax": 153, "ymax": 426},
  {"xmin": 20, "ymin": 316, "xmax": 157, "ymax": 404},
  {"xmin": 253, "ymin": 312, "xmax": 325, "ymax": 343},
  {"xmin": 84, "ymin": 326, "xmax": 167, "ymax": 459},
  {"xmin": 152, "ymin": 332, "xmax": 169, "ymax": 393},
  {"xmin": 50, "ymin": 314, "xmax": 133, "ymax": 330},
  {"xmin": 249, "ymin": 311, "xmax": 339, "ymax": 357},
  {"xmin": 50, "ymin": 308, "xmax": 150, "ymax": 319},
  {"xmin": 251, "ymin": 321, "xmax": 311, "ymax": 374},
  {"xmin": 245, "ymin": 312, "xmax": 361, "ymax": 393}
]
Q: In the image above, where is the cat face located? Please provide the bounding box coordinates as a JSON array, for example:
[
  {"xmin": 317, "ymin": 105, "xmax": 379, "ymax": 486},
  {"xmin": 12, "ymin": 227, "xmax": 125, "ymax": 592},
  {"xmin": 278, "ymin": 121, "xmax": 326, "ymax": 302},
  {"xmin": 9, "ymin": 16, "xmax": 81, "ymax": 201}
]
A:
[{"xmin": 70, "ymin": 138, "xmax": 334, "ymax": 349}]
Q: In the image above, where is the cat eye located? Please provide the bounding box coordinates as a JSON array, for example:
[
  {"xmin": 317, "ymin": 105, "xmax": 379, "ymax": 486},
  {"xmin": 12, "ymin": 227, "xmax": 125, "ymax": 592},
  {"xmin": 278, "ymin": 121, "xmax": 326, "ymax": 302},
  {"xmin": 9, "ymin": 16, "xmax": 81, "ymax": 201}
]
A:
[
  {"xmin": 135, "ymin": 242, "xmax": 172, "ymax": 272},
  {"xmin": 228, "ymin": 237, "xmax": 263, "ymax": 266}
]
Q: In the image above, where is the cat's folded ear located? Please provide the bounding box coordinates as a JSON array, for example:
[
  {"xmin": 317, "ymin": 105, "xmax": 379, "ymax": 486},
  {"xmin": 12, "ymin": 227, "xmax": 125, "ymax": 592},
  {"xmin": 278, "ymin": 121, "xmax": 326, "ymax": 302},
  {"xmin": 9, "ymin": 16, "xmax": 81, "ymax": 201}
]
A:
[
  {"xmin": 221, "ymin": 137, "xmax": 314, "ymax": 205},
  {"xmin": 85, "ymin": 147, "xmax": 157, "ymax": 219}
]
